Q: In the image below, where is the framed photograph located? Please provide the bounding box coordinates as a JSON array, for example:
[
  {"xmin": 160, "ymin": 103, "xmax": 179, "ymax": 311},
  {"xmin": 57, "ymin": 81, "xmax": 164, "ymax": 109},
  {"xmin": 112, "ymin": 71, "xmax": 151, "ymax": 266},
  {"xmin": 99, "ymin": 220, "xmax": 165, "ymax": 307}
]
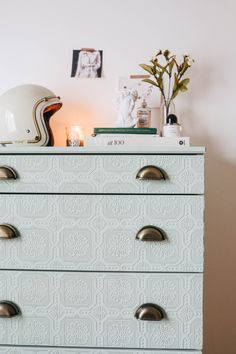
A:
[
  {"xmin": 118, "ymin": 76, "xmax": 160, "ymax": 108},
  {"xmin": 71, "ymin": 48, "xmax": 103, "ymax": 78}
]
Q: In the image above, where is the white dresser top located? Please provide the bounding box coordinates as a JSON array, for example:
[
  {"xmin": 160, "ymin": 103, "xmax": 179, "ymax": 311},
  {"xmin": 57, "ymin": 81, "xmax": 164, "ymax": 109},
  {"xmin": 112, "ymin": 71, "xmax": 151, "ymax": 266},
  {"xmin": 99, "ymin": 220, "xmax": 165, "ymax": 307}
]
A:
[{"xmin": 0, "ymin": 146, "xmax": 205, "ymax": 154}]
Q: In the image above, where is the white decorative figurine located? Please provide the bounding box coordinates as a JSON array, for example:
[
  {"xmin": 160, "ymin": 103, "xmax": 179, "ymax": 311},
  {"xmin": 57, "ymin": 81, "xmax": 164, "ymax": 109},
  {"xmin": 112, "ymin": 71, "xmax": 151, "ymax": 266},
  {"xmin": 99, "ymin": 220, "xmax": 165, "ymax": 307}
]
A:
[{"xmin": 116, "ymin": 88, "xmax": 139, "ymax": 127}]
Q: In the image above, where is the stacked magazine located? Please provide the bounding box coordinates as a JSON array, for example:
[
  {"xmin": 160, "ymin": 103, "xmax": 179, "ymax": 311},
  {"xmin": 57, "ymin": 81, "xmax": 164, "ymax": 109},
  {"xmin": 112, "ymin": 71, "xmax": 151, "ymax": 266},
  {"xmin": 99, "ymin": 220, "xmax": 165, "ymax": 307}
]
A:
[{"xmin": 84, "ymin": 128, "xmax": 190, "ymax": 147}]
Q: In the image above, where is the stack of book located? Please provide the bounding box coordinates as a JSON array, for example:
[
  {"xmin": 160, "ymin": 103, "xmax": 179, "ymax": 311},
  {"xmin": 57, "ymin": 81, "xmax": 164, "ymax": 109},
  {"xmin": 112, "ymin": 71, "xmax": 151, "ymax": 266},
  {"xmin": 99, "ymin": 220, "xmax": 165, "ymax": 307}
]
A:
[{"xmin": 84, "ymin": 128, "xmax": 190, "ymax": 147}]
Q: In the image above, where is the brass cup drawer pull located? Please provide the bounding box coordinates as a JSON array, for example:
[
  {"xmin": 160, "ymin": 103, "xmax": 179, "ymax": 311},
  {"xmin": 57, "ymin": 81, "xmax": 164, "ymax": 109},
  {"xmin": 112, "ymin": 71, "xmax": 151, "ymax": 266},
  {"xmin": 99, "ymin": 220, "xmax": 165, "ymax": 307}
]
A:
[
  {"xmin": 0, "ymin": 301, "xmax": 21, "ymax": 318},
  {"xmin": 0, "ymin": 166, "xmax": 17, "ymax": 180},
  {"xmin": 136, "ymin": 165, "xmax": 166, "ymax": 181},
  {"xmin": 0, "ymin": 224, "xmax": 19, "ymax": 239},
  {"xmin": 135, "ymin": 303, "xmax": 165, "ymax": 321},
  {"xmin": 136, "ymin": 226, "xmax": 166, "ymax": 242}
]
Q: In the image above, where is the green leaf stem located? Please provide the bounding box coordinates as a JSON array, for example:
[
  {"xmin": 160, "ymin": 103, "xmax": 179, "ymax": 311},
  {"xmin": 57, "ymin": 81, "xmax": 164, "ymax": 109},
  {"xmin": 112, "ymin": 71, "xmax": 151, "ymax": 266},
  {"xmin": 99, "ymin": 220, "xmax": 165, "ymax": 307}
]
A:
[{"xmin": 139, "ymin": 50, "xmax": 193, "ymax": 102}]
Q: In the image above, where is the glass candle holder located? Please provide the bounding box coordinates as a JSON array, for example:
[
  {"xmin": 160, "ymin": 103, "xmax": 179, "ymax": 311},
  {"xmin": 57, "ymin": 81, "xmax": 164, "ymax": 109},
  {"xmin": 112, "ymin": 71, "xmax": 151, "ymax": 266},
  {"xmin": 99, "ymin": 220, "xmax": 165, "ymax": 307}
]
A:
[{"xmin": 66, "ymin": 126, "xmax": 81, "ymax": 147}]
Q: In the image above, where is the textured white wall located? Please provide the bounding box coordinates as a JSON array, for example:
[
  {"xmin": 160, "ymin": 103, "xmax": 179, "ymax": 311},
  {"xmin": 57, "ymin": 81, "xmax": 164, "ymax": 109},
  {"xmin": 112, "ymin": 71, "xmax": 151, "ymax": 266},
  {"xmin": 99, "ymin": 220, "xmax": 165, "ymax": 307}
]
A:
[{"xmin": 1, "ymin": 0, "xmax": 236, "ymax": 353}]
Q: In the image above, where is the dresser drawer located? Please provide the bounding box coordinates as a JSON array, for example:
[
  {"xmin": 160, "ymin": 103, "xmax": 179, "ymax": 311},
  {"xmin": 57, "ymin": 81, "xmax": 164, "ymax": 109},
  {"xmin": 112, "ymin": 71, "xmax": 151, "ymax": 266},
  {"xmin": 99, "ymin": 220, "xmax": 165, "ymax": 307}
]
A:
[
  {"xmin": 0, "ymin": 194, "xmax": 204, "ymax": 272},
  {"xmin": 0, "ymin": 271, "xmax": 202, "ymax": 349},
  {"xmin": 0, "ymin": 154, "xmax": 204, "ymax": 194},
  {"xmin": 0, "ymin": 349, "xmax": 202, "ymax": 354}
]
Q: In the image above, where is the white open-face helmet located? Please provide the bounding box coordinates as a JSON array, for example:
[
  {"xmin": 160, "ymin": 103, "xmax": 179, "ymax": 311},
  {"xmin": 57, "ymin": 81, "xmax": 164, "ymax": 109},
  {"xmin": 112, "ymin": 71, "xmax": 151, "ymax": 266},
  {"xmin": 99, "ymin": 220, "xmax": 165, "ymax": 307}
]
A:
[{"xmin": 0, "ymin": 84, "xmax": 62, "ymax": 146}]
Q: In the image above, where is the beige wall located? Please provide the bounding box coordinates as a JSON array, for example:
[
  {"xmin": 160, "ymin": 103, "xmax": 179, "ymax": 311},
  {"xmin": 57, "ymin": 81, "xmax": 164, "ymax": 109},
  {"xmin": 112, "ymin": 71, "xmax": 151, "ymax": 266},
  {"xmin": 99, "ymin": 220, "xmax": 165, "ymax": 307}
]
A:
[{"xmin": 0, "ymin": 0, "xmax": 236, "ymax": 352}]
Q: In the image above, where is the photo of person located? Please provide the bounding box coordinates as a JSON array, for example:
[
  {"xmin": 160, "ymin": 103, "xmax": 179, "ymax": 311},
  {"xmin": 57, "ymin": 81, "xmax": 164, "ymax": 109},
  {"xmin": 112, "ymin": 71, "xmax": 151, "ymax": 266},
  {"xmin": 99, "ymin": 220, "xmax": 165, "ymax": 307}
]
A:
[{"xmin": 71, "ymin": 49, "xmax": 103, "ymax": 78}]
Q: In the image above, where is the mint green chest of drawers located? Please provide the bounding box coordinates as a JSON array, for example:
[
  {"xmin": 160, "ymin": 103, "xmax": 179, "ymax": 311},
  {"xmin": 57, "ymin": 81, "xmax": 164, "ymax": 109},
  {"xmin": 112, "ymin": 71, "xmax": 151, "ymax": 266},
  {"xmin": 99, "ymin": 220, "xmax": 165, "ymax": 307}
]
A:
[{"xmin": 0, "ymin": 147, "xmax": 205, "ymax": 354}]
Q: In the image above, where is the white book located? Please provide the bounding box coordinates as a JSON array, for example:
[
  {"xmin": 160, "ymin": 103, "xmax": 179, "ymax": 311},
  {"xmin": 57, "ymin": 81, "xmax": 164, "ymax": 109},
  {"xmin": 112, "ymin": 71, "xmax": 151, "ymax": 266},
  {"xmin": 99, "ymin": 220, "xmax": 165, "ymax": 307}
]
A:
[{"xmin": 84, "ymin": 135, "xmax": 190, "ymax": 147}]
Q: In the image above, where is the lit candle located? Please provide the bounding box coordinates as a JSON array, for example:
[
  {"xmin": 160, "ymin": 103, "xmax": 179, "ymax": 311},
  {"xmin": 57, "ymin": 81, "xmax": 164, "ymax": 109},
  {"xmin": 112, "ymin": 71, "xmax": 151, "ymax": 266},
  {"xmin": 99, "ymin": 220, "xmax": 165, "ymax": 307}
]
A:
[{"xmin": 65, "ymin": 126, "xmax": 82, "ymax": 147}]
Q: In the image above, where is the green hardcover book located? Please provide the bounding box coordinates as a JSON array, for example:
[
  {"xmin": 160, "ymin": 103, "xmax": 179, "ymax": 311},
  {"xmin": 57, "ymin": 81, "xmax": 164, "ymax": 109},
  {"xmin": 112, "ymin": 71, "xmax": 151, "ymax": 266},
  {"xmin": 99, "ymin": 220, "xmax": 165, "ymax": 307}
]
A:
[{"xmin": 94, "ymin": 127, "xmax": 157, "ymax": 134}]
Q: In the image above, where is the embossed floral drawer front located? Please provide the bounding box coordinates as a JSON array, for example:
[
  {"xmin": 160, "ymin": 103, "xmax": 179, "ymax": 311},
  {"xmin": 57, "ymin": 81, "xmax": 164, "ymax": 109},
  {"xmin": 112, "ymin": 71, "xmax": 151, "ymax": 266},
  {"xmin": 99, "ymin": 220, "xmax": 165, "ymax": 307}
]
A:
[
  {"xmin": 0, "ymin": 154, "xmax": 204, "ymax": 194},
  {"xmin": 0, "ymin": 271, "xmax": 203, "ymax": 349},
  {"xmin": 0, "ymin": 194, "xmax": 204, "ymax": 272},
  {"xmin": 0, "ymin": 348, "xmax": 202, "ymax": 354}
]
